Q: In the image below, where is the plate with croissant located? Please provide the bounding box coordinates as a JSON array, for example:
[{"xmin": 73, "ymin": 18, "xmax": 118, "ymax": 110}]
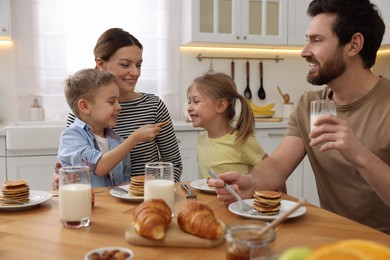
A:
[
  {"xmin": 190, "ymin": 179, "xmax": 216, "ymax": 193},
  {"xmin": 126, "ymin": 199, "xmax": 225, "ymax": 248},
  {"xmin": 109, "ymin": 185, "xmax": 144, "ymax": 202},
  {"xmin": 228, "ymin": 199, "xmax": 307, "ymax": 220}
]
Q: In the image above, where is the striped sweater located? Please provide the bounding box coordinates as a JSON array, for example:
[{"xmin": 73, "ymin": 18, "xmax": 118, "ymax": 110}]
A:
[{"xmin": 67, "ymin": 93, "xmax": 182, "ymax": 182}]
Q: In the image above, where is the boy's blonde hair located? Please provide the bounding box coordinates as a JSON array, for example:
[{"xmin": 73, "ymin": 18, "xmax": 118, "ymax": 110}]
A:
[
  {"xmin": 188, "ymin": 72, "xmax": 255, "ymax": 144},
  {"xmin": 64, "ymin": 68, "xmax": 116, "ymax": 117}
]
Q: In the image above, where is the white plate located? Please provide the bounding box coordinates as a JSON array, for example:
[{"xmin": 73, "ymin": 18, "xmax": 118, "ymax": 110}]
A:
[
  {"xmin": 84, "ymin": 246, "xmax": 133, "ymax": 260},
  {"xmin": 0, "ymin": 190, "xmax": 53, "ymax": 211},
  {"xmin": 228, "ymin": 199, "xmax": 306, "ymax": 220},
  {"xmin": 109, "ymin": 185, "xmax": 144, "ymax": 202},
  {"xmin": 190, "ymin": 179, "xmax": 216, "ymax": 193}
]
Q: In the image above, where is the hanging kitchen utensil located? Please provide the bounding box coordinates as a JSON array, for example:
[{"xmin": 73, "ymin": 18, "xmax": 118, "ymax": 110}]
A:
[
  {"xmin": 277, "ymin": 85, "xmax": 291, "ymax": 104},
  {"xmin": 244, "ymin": 61, "xmax": 252, "ymax": 99},
  {"xmin": 207, "ymin": 59, "xmax": 214, "ymax": 74},
  {"xmin": 258, "ymin": 61, "xmax": 266, "ymax": 100},
  {"xmin": 231, "ymin": 60, "xmax": 235, "ymax": 80}
]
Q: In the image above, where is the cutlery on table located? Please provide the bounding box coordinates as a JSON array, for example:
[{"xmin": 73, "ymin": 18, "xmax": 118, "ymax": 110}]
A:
[
  {"xmin": 181, "ymin": 183, "xmax": 197, "ymax": 199},
  {"xmin": 208, "ymin": 170, "xmax": 259, "ymax": 215}
]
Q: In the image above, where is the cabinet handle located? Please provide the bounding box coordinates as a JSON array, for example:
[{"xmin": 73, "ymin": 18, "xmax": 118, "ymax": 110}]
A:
[
  {"xmin": 268, "ymin": 133, "xmax": 284, "ymax": 137},
  {"xmin": 236, "ymin": 36, "xmax": 240, "ymax": 40},
  {"xmin": 243, "ymin": 36, "xmax": 247, "ymax": 40}
]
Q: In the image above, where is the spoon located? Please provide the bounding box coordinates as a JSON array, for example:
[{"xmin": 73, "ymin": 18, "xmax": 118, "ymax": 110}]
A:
[
  {"xmin": 277, "ymin": 86, "xmax": 290, "ymax": 104},
  {"xmin": 244, "ymin": 61, "xmax": 252, "ymax": 99},
  {"xmin": 258, "ymin": 61, "xmax": 266, "ymax": 100}
]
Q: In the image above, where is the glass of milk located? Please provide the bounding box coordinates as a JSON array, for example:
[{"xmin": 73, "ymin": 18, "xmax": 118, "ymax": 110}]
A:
[
  {"xmin": 144, "ymin": 162, "xmax": 175, "ymax": 214},
  {"xmin": 310, "ymin": 100, "xmax": 337, "ymax": 132},
  {"xmin": 59, "ymin": 166, "xmax": 91, "ymax": 228}
]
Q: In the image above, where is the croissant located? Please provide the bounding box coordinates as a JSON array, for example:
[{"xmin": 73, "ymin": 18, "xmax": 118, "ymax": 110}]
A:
[
  {"xmin": 177, "ymin": 201, "xmax": 224, "ymax": 240},
  {"xmin": 132, "ymin": 198, "xmax": 172, "ymax": 240}
]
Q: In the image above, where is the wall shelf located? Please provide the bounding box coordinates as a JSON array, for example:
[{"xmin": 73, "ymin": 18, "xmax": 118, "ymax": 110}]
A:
[{"xmin": 196, "ymin": 53, "xmax": 284, "ymax": 62}]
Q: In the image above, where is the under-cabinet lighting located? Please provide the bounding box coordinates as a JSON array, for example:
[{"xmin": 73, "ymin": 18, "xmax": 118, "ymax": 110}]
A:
[
  {"xmin": 180, "ymin": 46, "xmax": 302, "ymax": 55},
  {"xmin": 0, "ymin": 40, "xmax": 12, "ymax": 45},
  {"xmin": 378, "ymin": 49, "xmax": 390, "ymax": 56}
]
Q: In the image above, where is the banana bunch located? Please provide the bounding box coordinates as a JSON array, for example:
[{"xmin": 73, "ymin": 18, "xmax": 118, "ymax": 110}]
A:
[{"xmin": 249, "ymin": 101, "xmax": 275, "ymax": 117}]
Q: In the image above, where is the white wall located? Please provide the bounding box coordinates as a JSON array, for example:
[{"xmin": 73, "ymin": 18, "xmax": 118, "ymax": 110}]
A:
[{"xmin": 0, "ymin": 42, "xmax": 17, "ymax": 123}]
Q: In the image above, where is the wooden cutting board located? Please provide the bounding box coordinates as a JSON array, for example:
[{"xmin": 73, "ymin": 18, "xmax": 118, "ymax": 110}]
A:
[
  {"xmin": 255, "ymin": 117, "xmax": 283, "ymax": 122},
  {"xmin": 125, "ymin": 219, "xmax": 225, "ymax": 248}
]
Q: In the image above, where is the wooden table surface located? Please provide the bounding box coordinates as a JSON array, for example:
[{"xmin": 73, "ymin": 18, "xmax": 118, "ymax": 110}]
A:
[{"xmin": 1, "ymin": 182, "xmax": 390, "ymax": 260}]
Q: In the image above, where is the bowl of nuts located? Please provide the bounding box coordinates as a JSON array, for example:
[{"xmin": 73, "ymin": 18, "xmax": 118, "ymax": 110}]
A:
[{"xmin": 84, "ymin": 247, "xmax": 133, "ymax": 260}]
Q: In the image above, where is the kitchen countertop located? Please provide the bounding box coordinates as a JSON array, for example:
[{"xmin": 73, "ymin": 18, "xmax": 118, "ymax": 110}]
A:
[{"xmin": 173, "ymin": 119, "xmax": 288, "ymax": 131}]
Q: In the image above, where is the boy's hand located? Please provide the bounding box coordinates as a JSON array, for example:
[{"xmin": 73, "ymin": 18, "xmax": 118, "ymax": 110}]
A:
[{"xmin": 133, "ymin": 124, "xmax": 161, "ymax": 142}]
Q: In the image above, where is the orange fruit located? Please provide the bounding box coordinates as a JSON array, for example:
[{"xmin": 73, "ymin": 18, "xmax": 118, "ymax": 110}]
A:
[
  {"xmin": 337, "ymin": 240, "xmax": 390, "ymax": 259},
  {"xmin": 307, "ymin": 244, "xmax": 369, "ymax": 260},
  {"xmin": 307, "ymin": 239, "xmax": 390, "ymax": 260}
]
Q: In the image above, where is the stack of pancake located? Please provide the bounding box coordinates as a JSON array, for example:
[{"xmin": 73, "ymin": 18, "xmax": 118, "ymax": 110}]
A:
[
  {"xmin": 129, "ymin": 175, "xmax": 145, "ymax": 196},
  {"xmin": 0, "ymin": 180, "xmax": 30, "ymax": 205},
  {"xmin": 253, "ymin": 190, "xmax": 282, "ymax": 215}
]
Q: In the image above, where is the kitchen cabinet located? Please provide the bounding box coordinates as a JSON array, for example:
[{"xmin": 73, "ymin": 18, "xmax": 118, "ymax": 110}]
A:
[
  {"xmin": 0, "ymin": 0, "xmax": 11, "ymax": 40},
  {"xmin": 182, "ymin": 0, "xmax": 288, "ymax": 45},
  {"xmin": 371, "ymin": 0, "xmax": 390, "ymax": 45},
  {"xmin": 0, "ymin": 136, "xmax": 5, "ymax": 184},
  {"xmin": 302, "ymin": 156, "xmax": 319, "ymax": 206},
  {"xmin": 176, "ymin": 131, "xmax": 200, "ymax": 181},
  {"xmin": 6, "ymin": 155, "xmax": 57, "ymax": 191},
  {"xmin": 255, "ymin": 128, "xmax": 319, "ymax": 206},
  {"xmin": 287, "ymin": 0, "xmax": 311, "ymax": 46},
  {"xmin": 255, "ymin": 128, "xmax": 303, "ymax": 199}
]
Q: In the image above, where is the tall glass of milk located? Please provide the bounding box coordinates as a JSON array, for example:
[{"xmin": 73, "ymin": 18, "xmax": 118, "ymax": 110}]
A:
[
  {"xmin": 144, "ymin": 162, "xmax": 175, "ymax": 214},
  {"xmin": 310, "ymin": 100, "xmax": 337, "ymax": 132},
  {"xmin": 59, "ymin": 166, "xmax": 91, "ymax": 228}
]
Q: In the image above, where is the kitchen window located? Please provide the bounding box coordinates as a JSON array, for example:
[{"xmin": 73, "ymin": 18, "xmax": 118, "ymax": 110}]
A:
[{"xmin": 11, "ymin": 0, "xmax": 181, "ymax": 121}]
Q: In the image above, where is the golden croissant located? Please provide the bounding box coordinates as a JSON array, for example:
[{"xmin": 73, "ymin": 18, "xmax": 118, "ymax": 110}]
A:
[
  {"xmin": 178, "ymin": 201, "xmax": 224, "ymax": 239},
  {"xmin": 132, "ymin": 198, "xmax": 172, "ymax": 240}
]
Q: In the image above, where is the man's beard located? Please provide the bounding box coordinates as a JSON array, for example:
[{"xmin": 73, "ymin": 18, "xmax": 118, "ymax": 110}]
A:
[{"xmin": 307, "ymin": 48, "xmax": 346, "ymax": 86}]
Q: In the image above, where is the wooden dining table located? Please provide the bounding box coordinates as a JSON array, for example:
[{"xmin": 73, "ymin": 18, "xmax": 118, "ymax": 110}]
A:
[{"xmin": 1, "ymin": 182, "xmax": 390, "ymax": 260}]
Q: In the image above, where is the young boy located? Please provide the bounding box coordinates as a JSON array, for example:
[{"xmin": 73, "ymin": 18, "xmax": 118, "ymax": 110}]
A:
[{"xmin": 58, "ymin": 68, "xmax": 161, "ymax": 187}]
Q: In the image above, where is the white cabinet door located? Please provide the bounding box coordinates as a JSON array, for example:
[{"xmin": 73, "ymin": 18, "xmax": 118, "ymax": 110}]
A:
[
  {"xmin": 0, "ymin": 137, "xmax": 5, "ymax": 184},
  {"xmin": 255, "ymin": 128, "xmax": 303, "ymax": 199},
  {"xmin": 6, "ymin": 155, "xmax": 58, "ymax": 191},
  {"xmin": 182, "ymin": 0, "xmax": 288, "ymax": 45},
  {"xmin": 175, "ymin": 131, "xmax": 199, "ymax": 181},
  {"xmin": 302, "ymin": 156, "xmax": 319, "ymax": 206},
  {"xmin": 371, "ymin": 0, "xmax": 390, "ymax": 45},
  {"xmin": 0, "ymin": 157, "xmax": 5, "ymax": 185},
  {"xmin": 287, "ymin": 0, "xmax": 311, "ymax": 45},
  {"xmin": 0, "ymin": 0, "xmax": 11, "ymax": 40}
]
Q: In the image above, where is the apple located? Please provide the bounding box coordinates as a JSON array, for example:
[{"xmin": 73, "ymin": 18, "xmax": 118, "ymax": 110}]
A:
[{"xmin": 279, "ymin": 247, "xmax": 313, "ymax": 260}]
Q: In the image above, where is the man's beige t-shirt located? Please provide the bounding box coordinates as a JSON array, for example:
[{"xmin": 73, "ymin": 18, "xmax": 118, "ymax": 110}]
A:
[{"xmin": 286, "ymin": 77, "xmax": 390, "ymax": 234}]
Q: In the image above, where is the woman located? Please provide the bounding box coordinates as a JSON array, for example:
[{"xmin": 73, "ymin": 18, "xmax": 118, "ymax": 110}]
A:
[{"xmin": 54, "ymin": 28, "xmax": 182, "ymax": 188}]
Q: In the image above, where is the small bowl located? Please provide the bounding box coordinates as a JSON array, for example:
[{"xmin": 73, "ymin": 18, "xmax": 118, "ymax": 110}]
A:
[{"xmin": 84, "ymin": 247, "xmax": 133, "ymax": 260}]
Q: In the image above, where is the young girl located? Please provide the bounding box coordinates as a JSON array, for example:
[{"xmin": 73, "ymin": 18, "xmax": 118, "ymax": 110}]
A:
[{"xmin": 187, "ymin": 72, "xmax": 268, "ymax": 178}]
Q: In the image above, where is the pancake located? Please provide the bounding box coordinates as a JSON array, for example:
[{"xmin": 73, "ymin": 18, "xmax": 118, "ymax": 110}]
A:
[
  {"xmin": 253, "ymin": 190, "xmax": 282, "ymax": 215},
  {"xmin": 1, "ymin": 180, "xmax": 30, "ymax": 205},
  {"xmin": 129, "ymin": 175, "xmax": 145, "ymax": 196}
]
